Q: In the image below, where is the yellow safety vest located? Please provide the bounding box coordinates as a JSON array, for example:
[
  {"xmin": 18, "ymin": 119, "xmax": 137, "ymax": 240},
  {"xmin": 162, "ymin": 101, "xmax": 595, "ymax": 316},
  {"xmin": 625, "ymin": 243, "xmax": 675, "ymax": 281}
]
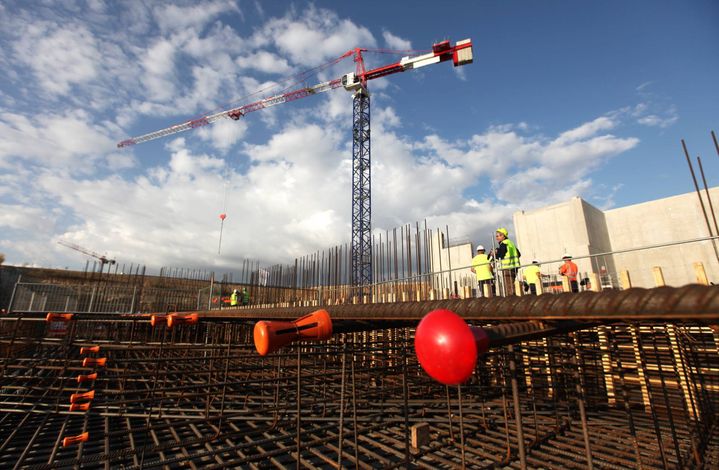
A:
[
  {"xmin": 500, "ymin": 239, "xmax": 520, "ymax": 269},
  {"xmin": 524, "ymin": 265, "xmax": 541, "ymax": 286},
  {"xmin": 471, "ymin": 254, "xmax": 493, "ymax": 281}
]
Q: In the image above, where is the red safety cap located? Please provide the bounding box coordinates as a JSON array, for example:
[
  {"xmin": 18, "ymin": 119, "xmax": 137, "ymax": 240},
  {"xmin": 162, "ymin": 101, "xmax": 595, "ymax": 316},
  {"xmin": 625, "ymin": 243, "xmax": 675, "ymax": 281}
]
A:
[{"xmin": 414, "ymin": 309, "xmax": 486, "ymax": 386}]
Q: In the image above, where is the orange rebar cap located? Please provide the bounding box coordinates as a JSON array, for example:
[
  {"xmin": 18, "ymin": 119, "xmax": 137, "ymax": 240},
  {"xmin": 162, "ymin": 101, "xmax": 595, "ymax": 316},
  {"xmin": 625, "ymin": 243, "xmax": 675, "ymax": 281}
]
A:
[
  {"xmin": 62, "ymin": 432, "xmax": 89, "ymax": 447},
  {"xmin": 150, "ymin": 315, "xmax": 168, "ymax": 327},
  {"xmin": 70, "ymin": 390, "xmax": 95, "ymax": 403},
  {"xmin": 46, "ymin": 312, "xmax": 74, "ymax": 322},
  {"xmin": 82, "ymin": 357, "xmax": 107, "ymax": 368},
  {"xmin": 76, "ymin": 373, "xmax": 98, "ymax": 383},
  {"xmin": 167, "ymin": 313, "xmax": 199, "ymax": 328},
  {"xmin": 79, "ymin": 345, "xmax": 100, "ymax": 354},
  {"xmin": 69, "ymin": 402, "xmax": 91, "ymax": 412},
  {"xmin": 254, "ymin": 309, "xmax": 333, "ymax": 356}
]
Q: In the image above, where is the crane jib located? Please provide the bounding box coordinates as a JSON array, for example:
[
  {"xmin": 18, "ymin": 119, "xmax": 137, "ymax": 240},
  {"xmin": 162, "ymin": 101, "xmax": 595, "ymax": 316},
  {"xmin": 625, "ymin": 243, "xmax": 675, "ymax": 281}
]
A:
[{"xmin": 116, "ymin": 39, "xmax": 472, "ymax": 148}]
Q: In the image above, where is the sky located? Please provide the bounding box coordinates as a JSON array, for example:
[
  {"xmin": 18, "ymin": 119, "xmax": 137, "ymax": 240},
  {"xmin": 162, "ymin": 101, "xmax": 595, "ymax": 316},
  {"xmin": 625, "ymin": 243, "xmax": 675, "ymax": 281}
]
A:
[{"xmin": 1, "ymin": 0, "xmax": 718, "ymax": 272}]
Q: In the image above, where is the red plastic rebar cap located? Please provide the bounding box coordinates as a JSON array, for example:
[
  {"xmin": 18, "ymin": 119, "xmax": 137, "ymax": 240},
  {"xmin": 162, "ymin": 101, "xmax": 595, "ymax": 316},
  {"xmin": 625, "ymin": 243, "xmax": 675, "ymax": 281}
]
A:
[{"xmin": 414, "ymin": 309, "xmax": 478, "ymax": 386}]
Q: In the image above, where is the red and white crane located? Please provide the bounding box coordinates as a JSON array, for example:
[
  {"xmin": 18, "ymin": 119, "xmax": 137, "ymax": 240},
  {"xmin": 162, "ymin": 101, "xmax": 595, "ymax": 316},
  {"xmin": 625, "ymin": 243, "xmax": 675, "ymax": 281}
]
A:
[
  {"xmin": 58, "ymin": 240, "xmax": 116, "ymax": 270},
  {"xmin": 117, "ymin": 39, "xmax": 472, "ymax": 148},
  {"xmin": 117, "ymin": 38, "xmax": 473, "ymax": 290}
]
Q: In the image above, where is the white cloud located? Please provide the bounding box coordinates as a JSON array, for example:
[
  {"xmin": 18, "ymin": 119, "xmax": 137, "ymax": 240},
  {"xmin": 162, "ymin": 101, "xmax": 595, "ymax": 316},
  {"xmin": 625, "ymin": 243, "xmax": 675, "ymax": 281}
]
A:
[
  {"xmin": 236, "ymin": 51, "xmax": 293, "ymax": 74},
  {"xmin": 553, "ymin": 116, "xmax": 616, "ymax": 146},
  {"xmin": 140, "ymin": 39, "xmax": 177, "ymax": 101},
  {"xmin": 13, "ymin": 22, "xmax": 100, "ymax": 95},
  {"xmin": 638, "ymin": 113, "xmax": 678, "ymax": 128},
  {"xmin": 0, "ymin": 111, "xmax": 115, "ymax": 168},
  {"xmin": 382, "ymin": 31, "xmax": 412, "ymax": 50},
  {"xmin": 631, "ymin": 83, "xmax": 679, "ymax": 129},
  {"xmin": 197, "ymin": 118, "xmax": 248, "ymax": 151},
  {"xmin": 105, "ymin": 152, "xmax": 137, "ymax": 171},
  {"xmin": 255, "ymin": 6, "xmax": 376, "ymax": 66},
  {"xmin": 152, "ymin": 0, "xmax": 239, "ymax": 33}
]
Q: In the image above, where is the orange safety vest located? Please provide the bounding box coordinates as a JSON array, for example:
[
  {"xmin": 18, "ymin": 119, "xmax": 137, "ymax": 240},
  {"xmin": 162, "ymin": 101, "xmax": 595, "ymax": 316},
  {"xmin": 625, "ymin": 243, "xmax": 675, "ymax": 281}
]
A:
[{"xmin": 559, "ymin": 260, "xmax": 578, "ymax": 281}]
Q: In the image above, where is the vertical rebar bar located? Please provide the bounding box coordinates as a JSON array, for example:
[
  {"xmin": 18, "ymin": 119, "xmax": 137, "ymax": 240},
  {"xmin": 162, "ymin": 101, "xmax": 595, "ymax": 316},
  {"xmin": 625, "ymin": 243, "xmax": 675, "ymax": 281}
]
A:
[
  {"xmin": 697, "ymin": 156, "xmax": 719, "ymax": 239},
  {"xmin": 682, "ymin": 139, "xmax": 719, "ymax": 263}
]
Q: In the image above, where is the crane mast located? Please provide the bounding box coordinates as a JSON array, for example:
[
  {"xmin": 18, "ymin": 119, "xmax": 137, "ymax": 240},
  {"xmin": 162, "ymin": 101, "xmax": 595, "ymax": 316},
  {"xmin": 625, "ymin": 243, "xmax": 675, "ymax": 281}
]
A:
[{"xmin": 117, "ymin": 38, "xmax": 473, "ymax": 292}]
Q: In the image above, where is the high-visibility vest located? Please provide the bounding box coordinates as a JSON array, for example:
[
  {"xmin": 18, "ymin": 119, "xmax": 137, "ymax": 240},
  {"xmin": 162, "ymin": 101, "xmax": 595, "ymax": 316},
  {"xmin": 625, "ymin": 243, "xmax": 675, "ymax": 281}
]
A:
[
  {"xmin": 230, "ymin": 292, "xmax": 239, "ymax": 306},
  {"xmin": 471, "ymin": 254, "xmax": 493, "ymax": 281},
  {"xmin": 560, "ymin": 261, "xmax": 578, "ymax": 281},
  {"xmin": 500, "ymin": 239, "xmax": 520, "ymax": 269},
  {"xmin": 524, "ymin": 265, "xmax": 541, "ymax": 286}
]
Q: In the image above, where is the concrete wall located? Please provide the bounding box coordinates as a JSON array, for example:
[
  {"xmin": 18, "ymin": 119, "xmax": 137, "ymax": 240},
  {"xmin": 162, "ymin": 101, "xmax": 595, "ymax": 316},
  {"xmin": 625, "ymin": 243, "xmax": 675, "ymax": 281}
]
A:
[
  {"xmin": 581, "ymin": 200, "xmax": 617, "ymax": 276},
  {"xmin": 513, "ymin": 188, "xmax": 719, "ymax": 288},
  {"xmin": 429, "ymin": 232, "xmax": 475, "ymax": 296},
  {"xmin": 513, "ymin": 197, "xmax": 595, "ymax": 275},
  {"xmin": 604, "ymin": 188, "xmax": 719, "ymax": 287}
]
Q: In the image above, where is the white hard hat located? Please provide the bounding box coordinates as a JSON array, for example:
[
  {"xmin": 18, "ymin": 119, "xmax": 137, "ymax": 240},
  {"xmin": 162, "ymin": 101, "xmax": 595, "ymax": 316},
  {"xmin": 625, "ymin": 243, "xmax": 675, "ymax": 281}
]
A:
[
  {"xmin": 532, "ymin": 259, "xmax": 539, "ymax": 264},
  {"xmin": 476, "ymin": 245, "xmax": 485, "ymax": 251},
  {"xmin": 562, "ymin": 254, "xmax": 572, "ymax": 259}
]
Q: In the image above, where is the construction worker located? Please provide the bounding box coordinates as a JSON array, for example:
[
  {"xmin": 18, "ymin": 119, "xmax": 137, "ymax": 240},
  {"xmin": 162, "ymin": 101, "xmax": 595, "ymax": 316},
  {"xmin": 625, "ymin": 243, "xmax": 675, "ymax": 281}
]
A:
[
  {"xmin": 523, "ymin": 260, "xmax": 546, "ymax": 295},
  {"xmin": 241, "ymin": 288, "xmax": 250, "ymax": 306},
  {"xmin": 470, "ymin": 245, "xmax": 494, "ymax": 297},
  {"xmin": 230, "ymin": 289, "xmax": 239, "ymax": 307},
  {"xmin": 495, "ymin": 227, "xmax": 521, "ymax": 296},
  {"xmin": 559, "ymin": 255, "xmax": 579, "ymax": 292}
]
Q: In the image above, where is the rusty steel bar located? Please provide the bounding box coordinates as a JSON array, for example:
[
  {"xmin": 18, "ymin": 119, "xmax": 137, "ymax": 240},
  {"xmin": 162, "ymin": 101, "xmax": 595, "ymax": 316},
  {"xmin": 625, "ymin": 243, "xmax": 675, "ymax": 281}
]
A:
[
  {"xmin": 188, "ymin": 285, "xmax": 719, "ymax": 321},
  {"xmin": 682, "ymin": 139, "xmax": 719, "ymax": 264},
  {"xmin": 5, "ymin": 284, "xmax": 719, "ymax": 323}
]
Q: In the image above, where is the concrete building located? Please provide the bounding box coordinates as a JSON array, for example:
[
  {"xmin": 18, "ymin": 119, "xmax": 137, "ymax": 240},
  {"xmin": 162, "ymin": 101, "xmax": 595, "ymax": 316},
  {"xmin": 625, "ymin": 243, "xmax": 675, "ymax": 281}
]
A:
[
  {"xmin": 428, "ymin": 231, "xmax": 475, "ymax": 296},
  {"xmin": 513, "ymin": 188, "xmax": 719, "ymax": 288}
]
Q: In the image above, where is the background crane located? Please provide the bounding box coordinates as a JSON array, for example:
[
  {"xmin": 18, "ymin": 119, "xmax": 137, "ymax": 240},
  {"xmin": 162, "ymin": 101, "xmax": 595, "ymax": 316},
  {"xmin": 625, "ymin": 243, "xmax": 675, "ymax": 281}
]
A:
[
  {"xmin": 58, "ymin": 240, "xmax": 116, "ymax": 273},
  {"xmin": 118, "ymin": 38, "xmax": 473, "ymax": 292}
]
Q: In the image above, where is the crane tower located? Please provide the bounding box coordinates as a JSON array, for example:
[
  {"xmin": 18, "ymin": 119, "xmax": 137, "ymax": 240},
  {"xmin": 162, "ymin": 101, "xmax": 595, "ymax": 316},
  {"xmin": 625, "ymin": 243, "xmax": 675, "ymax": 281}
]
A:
[{"xmin": 118, "ymin": 39, "xmax": 473, "ymax": 290}]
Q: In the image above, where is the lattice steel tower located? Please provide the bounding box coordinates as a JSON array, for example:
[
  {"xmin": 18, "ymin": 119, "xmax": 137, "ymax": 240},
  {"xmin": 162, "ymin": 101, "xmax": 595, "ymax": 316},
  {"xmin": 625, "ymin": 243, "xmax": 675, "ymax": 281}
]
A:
[{"xmin": 351, "ymin": 88, "xmax": 372, "ymax": 290}]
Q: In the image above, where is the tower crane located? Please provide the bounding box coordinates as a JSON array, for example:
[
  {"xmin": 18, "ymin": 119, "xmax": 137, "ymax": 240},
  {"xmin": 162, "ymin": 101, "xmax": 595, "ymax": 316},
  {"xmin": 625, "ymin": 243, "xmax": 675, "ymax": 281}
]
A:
[
  {"xmin": 117, "ymin": 38, "xmax": 473, "ymax": 290},
  {"xmin": 58, "ymin": 240, "xmax": 116, "ymax": 272}
]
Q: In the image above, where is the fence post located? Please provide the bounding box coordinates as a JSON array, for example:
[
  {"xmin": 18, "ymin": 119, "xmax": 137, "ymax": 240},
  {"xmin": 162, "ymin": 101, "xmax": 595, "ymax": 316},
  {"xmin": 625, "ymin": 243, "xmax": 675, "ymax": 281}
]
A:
[
  {"xmin": 652, "ymin": 266, "xmax": 665, "ymax": 287},
  {"xmin": 654, "ymin": 266, "xmax": 695, "ymax": 417},
  {"xmin": 619, "ymin": 270, "xmax": 631, "ymax": 290},
  {"xmin": 207, "ymin": 274, "xmax": 214, "ymax": 310},
  {"xmin": 621, "ymin": 271, "xmax": 651, "ymax": 411},
  {"xmin": 587, "ymin": 273, "xmax": 600, "ymax": 292},
  {"xmin": 7, "ymin": 275, "xmax": 21, "ymax": 312},
  {"xmin": 693, "ymin": 262, "xmax": 709, "ymax": 285}
]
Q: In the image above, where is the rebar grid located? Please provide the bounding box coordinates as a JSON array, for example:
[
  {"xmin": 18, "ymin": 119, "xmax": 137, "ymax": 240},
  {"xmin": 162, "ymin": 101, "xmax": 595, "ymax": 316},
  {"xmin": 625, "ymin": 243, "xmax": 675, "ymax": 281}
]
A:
[{"xmin": 1, "ymin": 314, "xmax": 717, "ymax": 469}]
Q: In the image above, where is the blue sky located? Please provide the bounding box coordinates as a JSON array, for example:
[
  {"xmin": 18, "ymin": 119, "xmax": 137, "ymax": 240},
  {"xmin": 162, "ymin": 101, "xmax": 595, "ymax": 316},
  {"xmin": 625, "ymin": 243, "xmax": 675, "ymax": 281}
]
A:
[{"xmin": 0, "ymin": 0, "xmax": 717, "ymax": 271}]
